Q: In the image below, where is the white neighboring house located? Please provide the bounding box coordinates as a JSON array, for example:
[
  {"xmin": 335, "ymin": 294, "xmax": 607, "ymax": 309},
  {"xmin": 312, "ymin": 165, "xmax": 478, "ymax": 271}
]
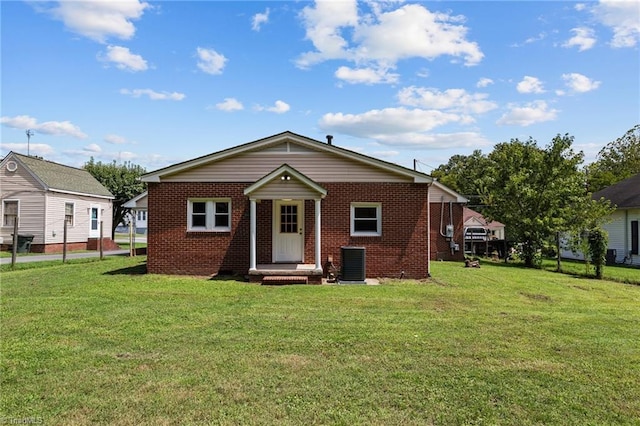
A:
[
  {"xmin": 561, "ymin": 173, "xmax": 640, "ymax": 266},
  {"xmin": 123, "ymin": 191, "xmax": 148, "ymax": 234},
  {"xmin": 0, "ymin": 152, "xmax": 116, "ymax": 253}
]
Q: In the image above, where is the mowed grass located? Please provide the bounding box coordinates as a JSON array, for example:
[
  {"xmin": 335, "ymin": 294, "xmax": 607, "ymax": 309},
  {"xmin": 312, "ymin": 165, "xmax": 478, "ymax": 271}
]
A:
[{"xmin": 1, "ymin": 257, "xmax": 639, "ymax": 425}]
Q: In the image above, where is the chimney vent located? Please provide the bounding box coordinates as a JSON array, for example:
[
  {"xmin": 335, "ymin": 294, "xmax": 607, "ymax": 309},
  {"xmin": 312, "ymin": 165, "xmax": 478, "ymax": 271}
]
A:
[{"xmin": 326, "ymin": 135, "xmax": 333, "ymax": 145}]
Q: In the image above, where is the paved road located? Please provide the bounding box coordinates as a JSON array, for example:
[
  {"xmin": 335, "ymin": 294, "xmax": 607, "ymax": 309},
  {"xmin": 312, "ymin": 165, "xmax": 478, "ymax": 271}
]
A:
[{"xmin": 1, "ymin": 249, "xmax": 131, "ymax": 265}]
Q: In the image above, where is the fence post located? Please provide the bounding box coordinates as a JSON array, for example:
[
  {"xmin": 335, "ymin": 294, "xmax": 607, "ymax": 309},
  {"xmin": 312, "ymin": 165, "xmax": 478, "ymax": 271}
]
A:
[
  {"xmin": 63, "ymin": 219, "xmax": 68, "ymax": 263},
  {"xmin": 11, "ymin": 219, "xmax": 18, "ymax": 267},
  {"xmin": 99, "ymin": 220, "xmax": 104, "ymax": 260}
]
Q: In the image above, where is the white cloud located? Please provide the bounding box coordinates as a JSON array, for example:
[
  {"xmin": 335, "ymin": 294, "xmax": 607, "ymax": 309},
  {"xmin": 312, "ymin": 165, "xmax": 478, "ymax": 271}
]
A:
[
  {"xmin": 104, "ymin": 134, "xmax": 127, "ymax": 144},
  {"xmin": 46, "ymin": 0, "xmax": 149, "ymax": 43},
  {"xmin": 563, "ymin": 27, "xmax": 597, "ymax": 51},
  {"xmin": 0, "ymin": 115, "xmax": 38, "ymax": 129},
  {"xmin": 335, "ymin": 66, "xmax": 399, "ymax": 85},
  {"xmin": 296, "ymin": 1, "xmax": 483, "ymax": 84},
  {"xmin": 316, "ymin": 107, "xmax": 493, "ymax": 148},
  {"xmin": 252, "ymin": 8, "xmax": 270, "ymax": 31},
  {"xmin": 215, "ymin": 98, "xmax": 244, "ymax": 112},
  {"xmin": 561, "ymin": 73, "xmax": 601, "ymax": 93},
  {"xmin": 319, "ymin": 107, "xmax": 463, "ymax": 137},
  {"xmin": 497, "ymin": 101, "xmax": 558, "ymax": 126},
  {"xmin": 575, "ymin": 4, "xmax": 587, "ymax": 12},
  {"xmin": 372, "ymin": 132, "xmax": 493, "ymax": 149},
  {"xmin": 517, "ymin": 76, "xmax": 545, "ymax": 94},
  {"xmin": 120, "ymin": 88, "xmax": 185, "ymax": 101},
  {"xmin": 372, "ymin": 150, "xmax": 399, "ymax": 158},
  {"xmin": 397, "ymin": 87, "xmax": 497, "ymax": 114},
  {"xmin": 255, "ymin": 100, "xmax": 290, "ymax": 114},
  {"xmin": 1, "ymin": 115, "xmax": 88, "ymax": 139},
  {"xmin": 592, "ymin": 0, "xmax": 640, "ymax": 48},
  {"xmin": 83, "ymin": 143, "xmax": 102, "ymax": 153},
  {"xmin": 99, "ymin": 45, "xmax": 148, "ymax": 71},
  {"xmin": 476, "ymin": 78, "xmax": 494, "ymax": 88},
  {"xmin": 0, "ymin": 143, "xmax": 55, "ymax": 156},
  {"xmin": 196, "ymin": 47, "xmax": 227, "ymax": 75}
]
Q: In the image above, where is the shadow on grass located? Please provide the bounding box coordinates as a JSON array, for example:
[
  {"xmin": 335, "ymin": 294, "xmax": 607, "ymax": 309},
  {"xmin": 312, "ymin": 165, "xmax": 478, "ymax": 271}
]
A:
[{"xmin": 104, "ymin": 261, "xmax": 148, "ymax": 275}]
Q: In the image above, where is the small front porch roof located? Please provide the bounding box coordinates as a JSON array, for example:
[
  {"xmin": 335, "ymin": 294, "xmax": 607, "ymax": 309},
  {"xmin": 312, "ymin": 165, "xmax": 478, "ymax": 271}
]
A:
[{"xmin": 243, "ymin": 163, "xmax": 327, "ymax": 199}]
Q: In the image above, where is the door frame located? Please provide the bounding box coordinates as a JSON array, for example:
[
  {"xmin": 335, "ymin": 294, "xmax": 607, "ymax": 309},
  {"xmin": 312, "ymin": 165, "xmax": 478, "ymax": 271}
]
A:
[
  {"xmin": 89, "ymin": 205, "xmax": 100, "ymax": 238},
  {"xmin": 272, "ymin": 199, "xmax": 304, "ymax": 263}
]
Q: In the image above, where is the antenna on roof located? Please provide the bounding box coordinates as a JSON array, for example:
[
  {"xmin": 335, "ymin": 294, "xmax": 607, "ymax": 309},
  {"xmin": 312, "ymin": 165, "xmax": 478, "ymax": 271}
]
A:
[{"xmin": 25, "ymin": 129, "xmax": 34, "ymax": 156}]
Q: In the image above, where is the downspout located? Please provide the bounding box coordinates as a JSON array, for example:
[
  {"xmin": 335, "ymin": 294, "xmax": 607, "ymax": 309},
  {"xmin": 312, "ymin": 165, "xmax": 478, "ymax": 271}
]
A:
[
  {"xmin": 449, "ymin": 201, "xmax": 455, "ymax": 256},
  {"xmin": 439, "ymin": 196, "xmax": 446, "ymax": 237},
  {"xmin": 427, "ymin": 182, "xmax": 432, "ymax": 277}
]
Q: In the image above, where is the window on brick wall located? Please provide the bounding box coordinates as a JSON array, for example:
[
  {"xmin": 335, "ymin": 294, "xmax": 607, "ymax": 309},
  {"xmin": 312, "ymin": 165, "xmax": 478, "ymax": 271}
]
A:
[
  {"xmin": 3, "ymin": 200, "xmax": 18, "ymax": 227},
  {"xmin": 350, "ymin": 202, "xmax": 381, "ymax": 236},
  {"xmin": 188, "ymin": 199, "xmax": 231, "ymax": 232}
]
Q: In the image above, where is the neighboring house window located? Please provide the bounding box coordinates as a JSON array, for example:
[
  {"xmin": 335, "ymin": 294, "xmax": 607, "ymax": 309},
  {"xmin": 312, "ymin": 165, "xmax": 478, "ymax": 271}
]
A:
[
  {"xmin": 3, "ymin": 200, "xmax": 18, "ymax": 227},
  {"xmin": 351, "ymin": 203, "xmax": 381, "ymax": 236},
  {"xmin": 632, "ymin": 220, "xmax": 639, "ymax": 255},
  {"xmin": 188, "ymin": 199, "xmax": 231, "ymax": 231},
  {"xmin": 65, "ymin": 202, "xmax": 75, "ymax": 227},
  {"xmin": 137, "ymin": 210, "xmax": 146, "ymax": 221}
]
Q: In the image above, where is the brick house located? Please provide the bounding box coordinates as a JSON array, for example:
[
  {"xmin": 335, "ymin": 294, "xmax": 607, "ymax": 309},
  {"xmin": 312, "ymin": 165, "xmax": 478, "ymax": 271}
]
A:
[{"xmin": 141, "ymin": 131, "xmax": 466, "ymax": 282}]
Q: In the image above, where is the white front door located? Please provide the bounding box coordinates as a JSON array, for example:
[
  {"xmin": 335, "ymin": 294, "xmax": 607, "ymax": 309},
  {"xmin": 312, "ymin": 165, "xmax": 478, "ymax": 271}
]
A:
[
  {"xmin": 273, "ymin": 200, "xmax": 304, "ymax": 263},
  {"xmin": 89, "ymin": 206, "xmax": 100, "ymax": 238}
]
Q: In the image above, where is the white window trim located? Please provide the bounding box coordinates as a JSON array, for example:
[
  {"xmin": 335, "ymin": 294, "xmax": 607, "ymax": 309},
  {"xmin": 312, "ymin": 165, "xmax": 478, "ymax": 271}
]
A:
[
  {"xmin": 2, "ymin": 199, "xmax": 20, "ymax": 228},
  {"xmin": 65, "ymin": 202, "xmax": 75, "ymax": 227},
  {"xmin": 350, "ymin": 202, "xmax": 382, "ymax": 237},
  {"xmin": 187, "ymin": 198, "xmax": 231, "ymax": 232}
]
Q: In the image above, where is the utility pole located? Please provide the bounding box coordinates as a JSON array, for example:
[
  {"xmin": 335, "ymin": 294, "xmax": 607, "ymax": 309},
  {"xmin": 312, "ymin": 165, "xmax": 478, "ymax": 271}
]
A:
[{"xmin": 25, "ymin": 129, "xmax": 34, "ymax": 156}]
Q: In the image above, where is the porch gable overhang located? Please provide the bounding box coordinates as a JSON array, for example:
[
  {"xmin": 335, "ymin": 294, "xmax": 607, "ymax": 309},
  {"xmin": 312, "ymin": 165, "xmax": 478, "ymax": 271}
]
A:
[{"xmin": 243, "ymin": 164, "xmax": 327, "ymax": 199}]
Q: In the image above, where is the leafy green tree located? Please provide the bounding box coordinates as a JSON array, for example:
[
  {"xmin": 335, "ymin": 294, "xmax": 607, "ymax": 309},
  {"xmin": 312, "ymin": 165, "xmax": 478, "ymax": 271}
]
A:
[
  {"xmin": 430, "ymin": 149, "xmax": 490, "ymax": 207},
  {"xmin": 587, "ymin": 124, "xmax": 640, "ymax": 192},
  {"xmin": 479, "ymin": 134, "xmax": 611, "ymax": 268},
  {"xmin": 84, "ymin": 158, "xmax": 146, "ymax": 239}
]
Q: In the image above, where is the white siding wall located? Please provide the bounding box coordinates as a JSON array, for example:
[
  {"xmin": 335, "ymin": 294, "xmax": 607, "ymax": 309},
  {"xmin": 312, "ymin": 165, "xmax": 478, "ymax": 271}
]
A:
[
  {"xmin": 622, "ymin": 208, "xmax": 640, "ymax": 266},
  {"xmin": 604, "ymin": 210, "xmax": 627, "ymax": 263},
  {"xmin": 44, "ymin": 193, "xmax": 113, "ymax": 244},
  {"xmin": 429, "ymin": 185, "xmax": 460, "ymax": 203},
  {"xmin": 1, "ymin": 161, "xmax": 46, "ymax": 244},
  {"xmin": 561, "ymin": 208, "xmax": 640, "ymax": 266}
]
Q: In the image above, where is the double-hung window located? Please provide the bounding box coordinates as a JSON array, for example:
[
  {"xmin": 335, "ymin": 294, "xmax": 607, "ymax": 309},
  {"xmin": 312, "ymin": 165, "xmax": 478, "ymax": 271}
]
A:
[
  {"xmin": 65, "ymin": 202, "xmax": 75, "ymax": 227},
  {"xmin": 188, "ymin": 199, "xmax": 231, "ymax": 232},
  {"xmin": 3, "ymin": 200, "xmax": 18, "ymax": 227},
  {"xmin": 350, "ymin": 203, "xmax": 381, "ymax": 236}
]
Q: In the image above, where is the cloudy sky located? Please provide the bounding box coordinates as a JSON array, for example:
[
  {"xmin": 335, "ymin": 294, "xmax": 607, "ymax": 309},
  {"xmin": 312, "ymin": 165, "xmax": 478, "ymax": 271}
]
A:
[{"xmin": 1, "ymin": 0, "xmax": 638, "ymax": 173}]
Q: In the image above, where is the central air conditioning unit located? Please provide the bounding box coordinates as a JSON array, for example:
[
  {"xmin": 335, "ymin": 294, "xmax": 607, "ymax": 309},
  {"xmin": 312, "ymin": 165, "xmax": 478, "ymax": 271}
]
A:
[{"xmin": 340, "ymin": 246, "xmax": 366, "ymax": 284}]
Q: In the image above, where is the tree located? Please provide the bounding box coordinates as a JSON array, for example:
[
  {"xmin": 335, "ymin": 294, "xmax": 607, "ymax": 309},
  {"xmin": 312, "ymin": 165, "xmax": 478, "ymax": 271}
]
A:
[
  {"xmin": 84, "ymin": 158, "xmax": 146, "ymax": 239},
  {"xmin": 479, "ymin": 134, "xmax": 611, "ymax": 268},
  {"xmin": 430, "ymin": 149, "xmax": 490, "ymax": 207},
  {"xmin": 587, "ymin": 124, "xmax": 640, "ymax": 192}
]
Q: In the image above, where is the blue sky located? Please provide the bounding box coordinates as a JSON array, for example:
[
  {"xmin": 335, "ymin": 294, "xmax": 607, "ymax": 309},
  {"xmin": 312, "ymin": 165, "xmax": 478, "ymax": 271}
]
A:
[{"xmin": 1, "ymin": 1, "xmax": 639, "ymax": 174}]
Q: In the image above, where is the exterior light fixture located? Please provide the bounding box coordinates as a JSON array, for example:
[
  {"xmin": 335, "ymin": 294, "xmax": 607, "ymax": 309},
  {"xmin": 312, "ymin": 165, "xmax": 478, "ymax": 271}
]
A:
[{"xmin": 281, "ymin": 173, "xmax": 291, "ymax": 181}]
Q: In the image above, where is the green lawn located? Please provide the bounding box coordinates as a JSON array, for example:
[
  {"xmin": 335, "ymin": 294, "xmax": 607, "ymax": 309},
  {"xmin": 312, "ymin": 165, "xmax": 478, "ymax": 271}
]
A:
[{"xmin": 1, "ymin": 257, "xmax": 639, "ymax": 425}]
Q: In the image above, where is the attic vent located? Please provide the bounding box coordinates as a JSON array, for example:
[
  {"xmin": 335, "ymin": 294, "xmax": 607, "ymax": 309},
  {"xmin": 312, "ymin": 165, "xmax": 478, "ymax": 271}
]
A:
[{"xmin": 6, "ymin": 161, "xmax": 17, "ymax": 172}]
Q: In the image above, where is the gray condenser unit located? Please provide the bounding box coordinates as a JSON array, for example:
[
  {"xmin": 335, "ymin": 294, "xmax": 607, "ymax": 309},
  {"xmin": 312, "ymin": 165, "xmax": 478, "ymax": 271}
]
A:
[{"xmin": 340, "ymin": 246, "xmax": 366, "ymax": 284}]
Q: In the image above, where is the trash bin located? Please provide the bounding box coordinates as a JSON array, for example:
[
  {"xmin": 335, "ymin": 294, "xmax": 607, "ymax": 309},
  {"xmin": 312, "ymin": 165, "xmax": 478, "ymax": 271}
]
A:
[{"xmin": 12, "ymin": 234, "xmax": 34, "ymax": 253}]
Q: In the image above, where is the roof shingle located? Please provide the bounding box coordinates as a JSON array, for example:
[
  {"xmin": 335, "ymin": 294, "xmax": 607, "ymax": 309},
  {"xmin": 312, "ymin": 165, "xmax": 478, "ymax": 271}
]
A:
[{"xmin": 11, "ymin": 153, "xmax": 113, "ymax": 198}]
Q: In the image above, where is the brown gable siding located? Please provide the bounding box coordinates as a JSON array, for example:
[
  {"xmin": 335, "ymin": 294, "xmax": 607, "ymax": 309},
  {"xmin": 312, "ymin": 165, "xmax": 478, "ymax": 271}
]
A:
[{"xmin": 161, "ymin": 151, "xmax": 411, "ymax": 183}]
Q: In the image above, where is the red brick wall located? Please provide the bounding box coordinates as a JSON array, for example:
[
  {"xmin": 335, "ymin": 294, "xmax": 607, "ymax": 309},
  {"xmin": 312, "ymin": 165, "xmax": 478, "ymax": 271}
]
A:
[
  {"xmin": 147, "ymin": 182, "xmax": 463, "ymax": 278},
  {"xmin": 429, "ymin": 202, "xmax": 465, "ymax": 262}
]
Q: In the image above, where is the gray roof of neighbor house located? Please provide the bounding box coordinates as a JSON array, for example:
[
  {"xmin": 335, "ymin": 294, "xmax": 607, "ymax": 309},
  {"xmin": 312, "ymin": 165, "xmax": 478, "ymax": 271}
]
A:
[
  {"xmin": 592, "ymin": 172, "xmax": 640, "ymax": 208},
  {"xmin": 7, "ymin": 152, "xmax": 114, "ymax": 198}
]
